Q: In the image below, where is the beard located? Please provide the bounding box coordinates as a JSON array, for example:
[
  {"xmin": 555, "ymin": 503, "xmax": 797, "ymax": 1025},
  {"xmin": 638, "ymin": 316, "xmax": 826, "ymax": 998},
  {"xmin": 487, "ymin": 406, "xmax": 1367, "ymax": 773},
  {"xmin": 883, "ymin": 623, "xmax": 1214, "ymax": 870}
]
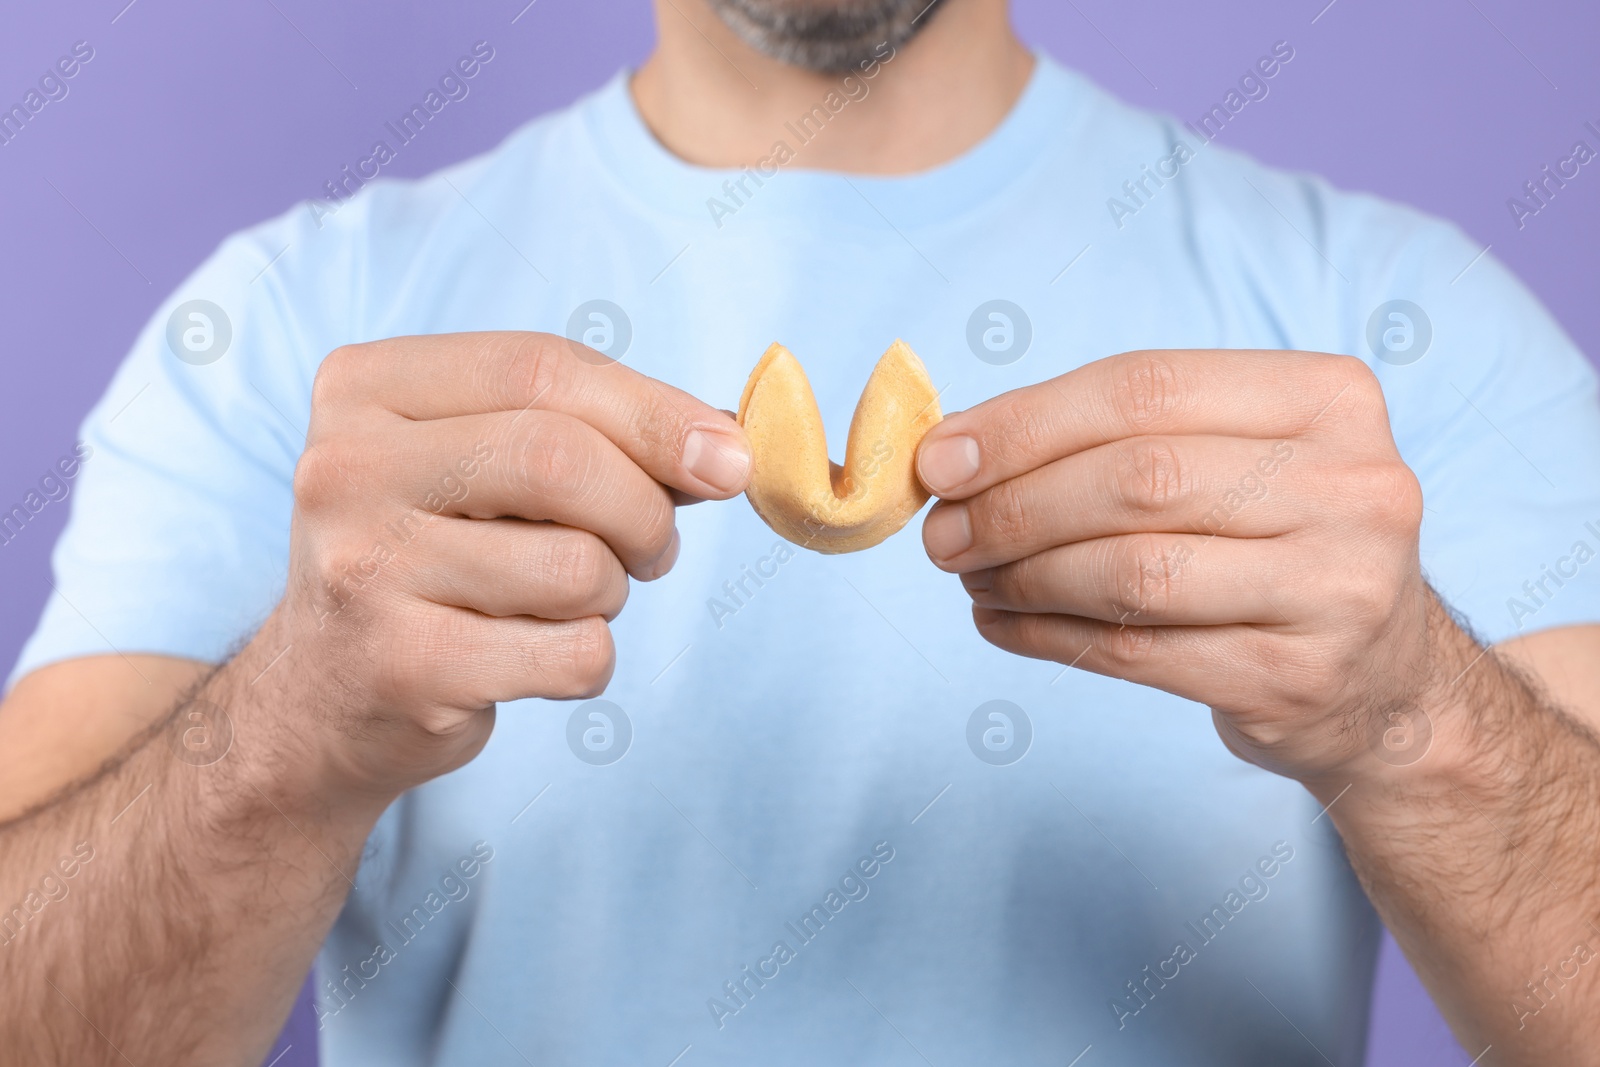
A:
[{"xmin": 705, "ymin": 0, "xmax": 947, "ymax": 74}]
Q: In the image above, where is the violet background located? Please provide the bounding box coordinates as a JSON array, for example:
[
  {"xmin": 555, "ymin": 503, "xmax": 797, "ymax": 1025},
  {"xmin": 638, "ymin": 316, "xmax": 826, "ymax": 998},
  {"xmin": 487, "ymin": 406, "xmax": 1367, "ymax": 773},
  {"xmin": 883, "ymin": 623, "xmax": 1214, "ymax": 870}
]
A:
[{"xmin": 2, "ymin": 0, "xmax": 1594, "ymax": 1063}]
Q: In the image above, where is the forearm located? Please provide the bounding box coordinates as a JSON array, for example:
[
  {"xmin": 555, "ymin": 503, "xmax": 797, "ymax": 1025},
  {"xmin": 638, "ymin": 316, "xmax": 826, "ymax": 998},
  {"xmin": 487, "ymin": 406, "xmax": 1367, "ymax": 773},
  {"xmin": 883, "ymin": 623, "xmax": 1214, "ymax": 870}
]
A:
[
  {"xmin": 1310, "ymin": 603, "xmax": 1600, "ymax": 1062},
  {"xmin": 0, "ymin": 624, "xmax": 386, "ymax": 1065}
]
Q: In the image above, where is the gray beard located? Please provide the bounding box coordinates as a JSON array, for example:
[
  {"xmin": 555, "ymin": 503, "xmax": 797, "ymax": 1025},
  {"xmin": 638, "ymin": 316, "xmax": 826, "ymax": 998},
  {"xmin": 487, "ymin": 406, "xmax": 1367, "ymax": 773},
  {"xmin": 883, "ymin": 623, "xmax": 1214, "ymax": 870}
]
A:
[{"xmin": 706, "ymin": 0, "xmax": 946, "ymax": 74}]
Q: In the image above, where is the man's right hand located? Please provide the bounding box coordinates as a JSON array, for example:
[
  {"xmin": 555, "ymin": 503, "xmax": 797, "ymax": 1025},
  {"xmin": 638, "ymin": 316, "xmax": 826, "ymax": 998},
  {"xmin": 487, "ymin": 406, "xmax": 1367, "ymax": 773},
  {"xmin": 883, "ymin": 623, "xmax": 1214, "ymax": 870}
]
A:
[
  {"xmin": 273, "ymin": 331, "xmax": 751, "ymax": 803},
  {"xmin": 0, "ymin": 331, "xmax": 750, "ymax": 1066}
]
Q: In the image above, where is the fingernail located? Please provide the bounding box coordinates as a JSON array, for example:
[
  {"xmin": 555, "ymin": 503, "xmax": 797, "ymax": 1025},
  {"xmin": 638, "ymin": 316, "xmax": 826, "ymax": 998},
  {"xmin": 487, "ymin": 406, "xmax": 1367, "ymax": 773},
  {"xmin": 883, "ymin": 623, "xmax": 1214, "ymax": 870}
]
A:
[
  {"xmin": 961, "ymin": 568, "xmax": 994, "ymax": 595},
  {"xmin": 923, "ymin": 503, "xmax": 973, "ymax": 564},
  {"xmin": 972, "ymin": 606, "xmax": 1007, "ymax": 628},
  {"xmin": 683, "ymin": 428, "xmax": 751, "ymax": 494},
  {"xmin": 646, "ymin": 528, "xmax": 681, "ymax": 581},
  {"xmin": 919, "ymin": 435, "xmax": 981, "ymax": 495}
]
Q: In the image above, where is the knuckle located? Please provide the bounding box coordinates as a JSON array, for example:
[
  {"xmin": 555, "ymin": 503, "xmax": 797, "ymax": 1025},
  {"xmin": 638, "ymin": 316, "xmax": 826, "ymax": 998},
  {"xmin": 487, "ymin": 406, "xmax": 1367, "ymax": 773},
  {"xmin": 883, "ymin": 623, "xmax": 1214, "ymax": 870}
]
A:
[
  {"xmin": 311, "ymin": 344, "xmax": 367, "ymax": 412},
  {"xmin": 1343, "ymin": 567, "xmax": 1399, "ymax": 629},
  {"xmin": 410, "ymin": 704, "xmax": 475, "ymax": 741},
  {"xmin": 1121, "ymin": 439, "xmax": 1186, "ymax": 514},
  {"xmin": 1114, "ymin": 353, "xmax": 1185, "ymax": 432},
  {"xmin": 1103, "ymin": 622, "xmax": 1158, "ymax": 667},
  {"xmin": 634, "ymin": 492, "xmax": 678, "ymax": 563},
  {"xmin": 1377, "ymin": 462, "xmax": 1424, "ymax": 533},
  {"xmin": 978, "ymin": 479, "xmax": 1033, "ymax": 547},
  {"xmin": 1346, "ymin": 460, "xmax": 1424, "ymax": 533},
  {"xmin": 637, "ymin": 395, "xmax": 691, "ymax": 458},
  {"xmin": 1328, "ymin": 353, "xmax": 1377, "ymax": 390},
  {"xmin": 518, "ymin": 416, "xmax": 591, "ymax": 496},
  {"xmin": 554, "ymin": 534, "xmax": 606, "ymax": 595},
  {"xmin": 1008, "ymin": 611, "xmax": 1049, "ymax": 655},
  {"xmin": 316, "ymin": 532, "xmax": 379, "ymax": 585},
  {"xmin": 501, "ymin": 333, "xmax": 567, "ymax": 411},
  {"xmin": 292, "ymin": 442, "xmax": 346, "ymax": 511},
  {"xmin": 644, "ymin": 518, "xmax": 676, "ymax": 565},
  {"xmin": 988, "ymin": 396, "xmax": 1059, "ymax": 466},
  {"xmin": 1320, "ymin": 355, "xmax": 1384, "ymax": 417},
  {"xmin": 553, "ymin": 616, "xmax": 615, "ymax": 696},
  {"xmin": 300, "ymin": 538, "xmax": 391, "ymax": 634},
  {"xmin": 544, "ymin": 535, "xmax": 627, "ymax": 615},
  {"xmin": 1109, "ymin": 536, "xmax": 1182, "ymax": 619},
  {"xmin": 603, "ymin": 575, "xmax": 631, "ymax": 617}
]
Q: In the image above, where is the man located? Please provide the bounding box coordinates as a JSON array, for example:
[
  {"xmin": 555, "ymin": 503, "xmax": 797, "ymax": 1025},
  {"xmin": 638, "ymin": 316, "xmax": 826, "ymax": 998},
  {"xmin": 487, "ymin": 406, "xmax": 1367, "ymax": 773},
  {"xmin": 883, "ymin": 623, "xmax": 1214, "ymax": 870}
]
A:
[{"xmin": 2, "ymin": 0, "xmax": 1597, "ymax": 1063}]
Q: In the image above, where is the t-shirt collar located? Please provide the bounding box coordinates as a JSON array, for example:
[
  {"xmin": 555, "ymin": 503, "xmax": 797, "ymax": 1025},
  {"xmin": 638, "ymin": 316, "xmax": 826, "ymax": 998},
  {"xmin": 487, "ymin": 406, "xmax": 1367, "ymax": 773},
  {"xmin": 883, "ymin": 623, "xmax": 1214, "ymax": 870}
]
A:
[{"xmin": 580, "ymin": 51, "xmax": 1080, "ymax": 230}]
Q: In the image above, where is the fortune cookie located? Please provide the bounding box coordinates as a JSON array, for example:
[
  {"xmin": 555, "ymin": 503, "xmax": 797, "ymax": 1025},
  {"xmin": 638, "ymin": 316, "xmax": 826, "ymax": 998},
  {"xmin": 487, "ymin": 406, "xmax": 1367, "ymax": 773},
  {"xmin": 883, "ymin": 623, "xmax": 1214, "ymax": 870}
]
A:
[{"xmin": 736, "ymin": 340, "xmax": 943, "ymax": 554}]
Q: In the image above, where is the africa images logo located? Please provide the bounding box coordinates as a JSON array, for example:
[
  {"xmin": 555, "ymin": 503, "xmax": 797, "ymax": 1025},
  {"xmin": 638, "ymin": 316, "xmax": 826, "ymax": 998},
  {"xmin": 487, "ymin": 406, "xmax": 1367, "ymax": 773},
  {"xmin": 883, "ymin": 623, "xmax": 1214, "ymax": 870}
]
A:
[
  {"xmin": 565, "ymin": 300, "xmax": 633, "ymax": 365},
  {"xmin": 966, "ymin": 300, "xmax": 1032, "ymax": 366},
  {"xmin": 567, "ymin": 700, "xmax": 632, "ymax": 766},
  {"xmin": 1365, "ymin": 300, "xmax": 1433, "ymax": 367},
  {"xmin": 966, "ymin": 700, "xmax": 1032, "ymax": 766},
  {"xmin": 165, "ymin": 299, "xmax": 232, "ymax": 366}
]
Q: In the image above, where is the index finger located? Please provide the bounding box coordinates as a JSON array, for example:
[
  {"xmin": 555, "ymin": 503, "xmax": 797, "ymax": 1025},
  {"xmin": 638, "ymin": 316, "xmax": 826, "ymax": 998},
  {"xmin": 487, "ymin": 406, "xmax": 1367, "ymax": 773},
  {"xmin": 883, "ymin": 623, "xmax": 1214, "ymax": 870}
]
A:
[
  {"xmin": 914, "ymin": 349, "xmax": 1363, "ymax": 500},
  {"xmin": 321, "ymin": 331, "xmax": 752, "ymax": 499}
]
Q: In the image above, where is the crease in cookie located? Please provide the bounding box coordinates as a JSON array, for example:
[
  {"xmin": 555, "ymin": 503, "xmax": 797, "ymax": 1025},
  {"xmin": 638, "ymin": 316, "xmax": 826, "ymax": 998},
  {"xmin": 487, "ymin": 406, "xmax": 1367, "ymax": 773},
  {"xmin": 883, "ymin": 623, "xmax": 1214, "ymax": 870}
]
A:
[{"xmin": 736, "ymin": 340, "xmax": 943, "ymax": 554}]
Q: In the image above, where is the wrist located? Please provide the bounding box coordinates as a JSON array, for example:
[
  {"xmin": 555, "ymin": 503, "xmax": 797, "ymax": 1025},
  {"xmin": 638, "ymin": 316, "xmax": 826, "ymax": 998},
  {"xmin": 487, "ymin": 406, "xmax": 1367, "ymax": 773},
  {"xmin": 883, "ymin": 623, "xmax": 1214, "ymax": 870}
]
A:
[
  {"xmin": 1302, "ymin": 603, "xmax": 1525, "ymax": 822},
  {"xmin": 193, "ymin": 612, "xmax": 399, "ymax": 831}
]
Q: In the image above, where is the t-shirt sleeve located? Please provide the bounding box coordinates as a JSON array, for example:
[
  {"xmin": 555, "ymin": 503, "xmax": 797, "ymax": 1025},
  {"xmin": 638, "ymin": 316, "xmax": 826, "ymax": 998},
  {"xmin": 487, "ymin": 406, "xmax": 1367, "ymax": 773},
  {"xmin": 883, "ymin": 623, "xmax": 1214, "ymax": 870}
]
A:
[
  {"xmin": 5, "ymin": 204, "xmax": 346, "ymax": 691},
  {"xmin": 1354, "ymin": 218, "xmax": 1600, "ymax": 647},
  {"xmin": 1173, "ymin": 150, "xmax": 1600, "ymax": 651}
]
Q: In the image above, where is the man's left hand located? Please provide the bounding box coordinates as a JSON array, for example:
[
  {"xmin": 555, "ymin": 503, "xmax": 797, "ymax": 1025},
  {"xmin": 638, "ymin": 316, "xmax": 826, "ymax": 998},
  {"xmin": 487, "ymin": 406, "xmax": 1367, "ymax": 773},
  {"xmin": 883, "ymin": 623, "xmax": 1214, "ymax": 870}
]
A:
[{"xmin": 915, "ymin": 349, "xmax": 1438, "ymax": 782}]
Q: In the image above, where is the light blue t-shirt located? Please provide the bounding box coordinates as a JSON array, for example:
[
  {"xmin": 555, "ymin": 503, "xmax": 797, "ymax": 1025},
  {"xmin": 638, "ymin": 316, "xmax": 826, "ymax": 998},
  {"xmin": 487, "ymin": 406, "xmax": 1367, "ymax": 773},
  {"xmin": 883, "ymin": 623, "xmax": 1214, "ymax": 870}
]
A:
[{"xmin": 14, "ymin": 55, "xmax": 1600, "ymax": 1066}]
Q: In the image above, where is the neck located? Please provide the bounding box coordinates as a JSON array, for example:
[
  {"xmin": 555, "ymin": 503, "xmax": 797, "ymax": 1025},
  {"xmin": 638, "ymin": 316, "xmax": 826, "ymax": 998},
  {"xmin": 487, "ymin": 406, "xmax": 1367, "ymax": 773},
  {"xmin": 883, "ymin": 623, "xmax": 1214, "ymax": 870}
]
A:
[{"xmin": 633, "ymin": 0, "xmax": 1034, "ymax": 174}]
